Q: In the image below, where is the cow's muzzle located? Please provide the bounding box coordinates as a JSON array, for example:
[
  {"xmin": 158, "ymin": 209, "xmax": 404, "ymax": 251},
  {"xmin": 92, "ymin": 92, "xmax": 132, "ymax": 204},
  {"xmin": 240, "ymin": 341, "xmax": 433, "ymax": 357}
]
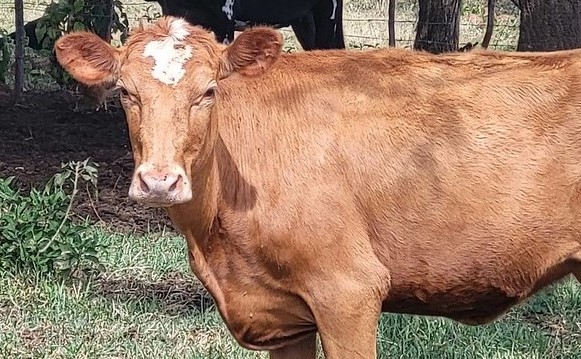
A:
[{"xmin": 128, "ymin": 163, "xmax": 192, "ymax": 207}]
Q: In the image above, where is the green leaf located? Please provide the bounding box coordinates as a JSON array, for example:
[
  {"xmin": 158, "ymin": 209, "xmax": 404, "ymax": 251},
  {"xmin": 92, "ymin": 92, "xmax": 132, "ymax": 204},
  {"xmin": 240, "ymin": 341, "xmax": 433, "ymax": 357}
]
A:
[
  {"xmin": 73, "ymin": 21, "xmax": 85, "ymax": 32},
  {"xmin": 73, "ymin": 0, "xmax": 85, "ymax": 13},
  {"xmin": 47, "ymin": 28, "xmax": 60, "ymax": 41},
  {"xmin": 35, "ymin": 24, "xmax": 47, "ymax": 42},
  {"xmin": 41, "ymin": 37, "xmax": 52, "ymax": 50}
]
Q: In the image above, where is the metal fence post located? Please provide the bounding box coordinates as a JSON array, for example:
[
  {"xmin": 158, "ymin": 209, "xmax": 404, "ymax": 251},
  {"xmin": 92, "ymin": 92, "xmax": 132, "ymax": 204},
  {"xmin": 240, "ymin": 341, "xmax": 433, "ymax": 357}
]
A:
[{"xmin": 13, "ymin": 0, "xmax": 24, "ymax": 104}]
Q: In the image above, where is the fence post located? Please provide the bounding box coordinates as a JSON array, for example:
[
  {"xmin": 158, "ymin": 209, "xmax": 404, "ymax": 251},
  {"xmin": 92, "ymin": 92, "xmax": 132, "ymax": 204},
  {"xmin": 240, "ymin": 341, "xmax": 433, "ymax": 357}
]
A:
[
  {"xmin": 387, "ymin": 0, "xmax": 395, "ymax": 47},
  {"xmin": 13, "ymin": 0, "xmax": 24, "ymax": 104}
]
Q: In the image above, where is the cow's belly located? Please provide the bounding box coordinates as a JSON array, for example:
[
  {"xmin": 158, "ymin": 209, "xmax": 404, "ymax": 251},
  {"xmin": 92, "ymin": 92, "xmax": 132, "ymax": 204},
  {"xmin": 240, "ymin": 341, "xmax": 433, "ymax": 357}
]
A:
[
  {"xmin": 381, "ymin": 254, "xmax": 578, "ymax": 324},
  {"xmin": 381, "ymin": 283, "xmax": 522, "ymax": 324}
]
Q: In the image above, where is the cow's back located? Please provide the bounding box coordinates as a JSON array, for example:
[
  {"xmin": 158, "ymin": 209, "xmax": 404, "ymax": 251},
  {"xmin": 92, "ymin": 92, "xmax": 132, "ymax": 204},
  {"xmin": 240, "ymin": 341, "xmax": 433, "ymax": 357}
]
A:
[{"xmin": 214, "ymin": 47, "xmax": 581, "ymax": 323}]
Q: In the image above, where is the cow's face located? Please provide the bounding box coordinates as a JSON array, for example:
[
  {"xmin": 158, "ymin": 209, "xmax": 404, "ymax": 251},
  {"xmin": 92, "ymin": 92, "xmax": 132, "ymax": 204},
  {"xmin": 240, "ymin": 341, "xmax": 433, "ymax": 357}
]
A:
[{"xmin": 54, "ymin": 16, "xmax": 282, "ymax": 207}]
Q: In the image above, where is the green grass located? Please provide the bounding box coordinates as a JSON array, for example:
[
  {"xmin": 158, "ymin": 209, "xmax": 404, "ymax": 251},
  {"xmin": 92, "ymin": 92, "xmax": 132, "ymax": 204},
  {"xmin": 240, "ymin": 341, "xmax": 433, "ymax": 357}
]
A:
[
  {"xmin": 376, "ymin": 280, "xmax": 581, "ymax": 358},
  {"xmin": 1, "ymin": 226, "xmax": 580, "ymax": 358},
  {"xmin": 0, "ymin": 228, "xmax": 262, "ymax": 359}
]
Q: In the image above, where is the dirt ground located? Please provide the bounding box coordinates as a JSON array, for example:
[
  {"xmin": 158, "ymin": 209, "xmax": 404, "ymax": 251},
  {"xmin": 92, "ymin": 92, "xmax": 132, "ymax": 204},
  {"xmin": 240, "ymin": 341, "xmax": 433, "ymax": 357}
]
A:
[{"xmin": 0, "ymin": 87, "xmax": 172, "ymax": 233}]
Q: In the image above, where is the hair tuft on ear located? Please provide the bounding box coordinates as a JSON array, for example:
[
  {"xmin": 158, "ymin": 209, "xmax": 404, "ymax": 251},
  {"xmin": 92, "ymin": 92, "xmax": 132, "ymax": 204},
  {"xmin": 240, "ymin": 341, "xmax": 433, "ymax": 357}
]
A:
[
  {"xmin": 54, "ymin": 32, "xmax": 120, "ymax": 86},
  {"xmin": 220, "ymin": 27, "xmax": 283, "ymax": 78}
]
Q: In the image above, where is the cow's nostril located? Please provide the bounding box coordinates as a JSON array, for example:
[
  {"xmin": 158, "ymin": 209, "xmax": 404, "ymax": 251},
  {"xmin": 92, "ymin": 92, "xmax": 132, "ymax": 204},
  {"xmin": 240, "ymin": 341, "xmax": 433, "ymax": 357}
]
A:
[
  {"xmin": 168, "ymin": 174, "xmax": 181, "ymax": 193},
  {"xmin": 139, "ymin": 173, "xmax": 150, "ymax": 193},
  {"xmin": 129, "ymin": 165, "xmax": 191, "ymax": 205}
]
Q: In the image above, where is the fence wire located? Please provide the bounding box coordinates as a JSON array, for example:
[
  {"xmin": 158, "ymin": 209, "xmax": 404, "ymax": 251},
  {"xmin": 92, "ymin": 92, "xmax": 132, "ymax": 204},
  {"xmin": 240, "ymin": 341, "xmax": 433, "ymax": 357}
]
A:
[
  {"xmin": 0, "ymin": 0, "xmax": 520, "ymax": 50},
  {"xmin": 0, "ymin": 0, "xmax": 524, "ymax": 96}
]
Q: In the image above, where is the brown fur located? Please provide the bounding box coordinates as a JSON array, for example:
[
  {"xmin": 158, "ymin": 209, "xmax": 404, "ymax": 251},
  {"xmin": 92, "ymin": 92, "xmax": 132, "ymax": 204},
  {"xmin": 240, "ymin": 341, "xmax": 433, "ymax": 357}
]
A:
[{"xmin": 55, "ymin": 16, "xmax": 581, "ymax": 359}]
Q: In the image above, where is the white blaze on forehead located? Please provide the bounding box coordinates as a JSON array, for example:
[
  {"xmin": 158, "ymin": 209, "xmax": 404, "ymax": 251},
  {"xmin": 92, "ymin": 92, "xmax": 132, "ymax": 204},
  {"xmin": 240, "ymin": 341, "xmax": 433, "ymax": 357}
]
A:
[
  {"xmin": 142, "ymin": 18, "xmax": 193, "ymax": 86},
  {"xmin": 167, "ymin": 18, "xmax": 190, "ymax": 41}
]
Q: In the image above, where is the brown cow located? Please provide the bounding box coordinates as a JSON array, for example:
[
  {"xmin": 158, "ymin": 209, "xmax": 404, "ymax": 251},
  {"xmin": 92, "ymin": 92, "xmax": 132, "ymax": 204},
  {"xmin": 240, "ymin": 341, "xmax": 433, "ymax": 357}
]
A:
[{"xmin": 54, "ymin": 16, "xmax": 581, "ymax": 358}]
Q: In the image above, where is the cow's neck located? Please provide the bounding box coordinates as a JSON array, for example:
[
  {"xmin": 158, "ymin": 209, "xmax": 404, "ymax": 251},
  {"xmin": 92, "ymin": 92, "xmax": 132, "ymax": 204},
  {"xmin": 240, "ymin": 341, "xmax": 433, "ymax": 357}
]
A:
[
  {"xmin": 164, "ymin": 133, "xmax": 251, "ymax": 321},
  {"xmin": 166, "ymin": 110, "xmax": 223, "ymax": 237},
  {"xmin": 164, "ymin": 138, "xmax": 223, "ymax": 300},
  {"xmin": 166, "ymin": 150, "xmax": 219, "ymax": 242}
]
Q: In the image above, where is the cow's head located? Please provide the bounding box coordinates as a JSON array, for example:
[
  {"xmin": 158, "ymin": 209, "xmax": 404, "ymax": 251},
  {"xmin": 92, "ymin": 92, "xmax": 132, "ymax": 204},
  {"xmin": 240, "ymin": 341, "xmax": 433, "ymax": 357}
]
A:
[{"xmin": 54, "ymin": 16, "xmax": 282, "ymax": 207}]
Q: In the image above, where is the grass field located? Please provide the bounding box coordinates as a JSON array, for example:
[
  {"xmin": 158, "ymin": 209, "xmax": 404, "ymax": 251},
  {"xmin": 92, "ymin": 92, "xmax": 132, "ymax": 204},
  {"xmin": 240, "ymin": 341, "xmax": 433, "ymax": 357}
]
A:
[
  {"xmin": 1, "ymin": 0, "xmax": 580, "ymax": 358},
  {"xmin": 1, "ymin": 226, "xmax": 580, "ymax": 359}
]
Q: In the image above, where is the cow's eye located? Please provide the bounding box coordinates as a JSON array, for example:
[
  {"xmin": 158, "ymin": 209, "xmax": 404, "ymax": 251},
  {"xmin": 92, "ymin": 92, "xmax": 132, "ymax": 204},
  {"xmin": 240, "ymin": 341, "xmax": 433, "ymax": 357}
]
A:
[
  {"xmin": 120, "ymin": 87, "xmax": 129, "ymax": 97},
  {"xmin": 203, "ymin": 87, "xmax": 216, "ymax": 99},
  {"xmin": 193, "ymin": 86, "xmax": 217, "ymax": 107}
]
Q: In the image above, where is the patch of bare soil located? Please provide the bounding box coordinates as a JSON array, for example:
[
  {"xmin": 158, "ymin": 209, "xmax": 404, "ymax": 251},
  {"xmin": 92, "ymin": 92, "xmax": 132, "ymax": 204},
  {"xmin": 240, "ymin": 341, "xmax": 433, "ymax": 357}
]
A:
[{"xmin": 0, "ymin": 88, "xmax": 172, "ymax": 233}]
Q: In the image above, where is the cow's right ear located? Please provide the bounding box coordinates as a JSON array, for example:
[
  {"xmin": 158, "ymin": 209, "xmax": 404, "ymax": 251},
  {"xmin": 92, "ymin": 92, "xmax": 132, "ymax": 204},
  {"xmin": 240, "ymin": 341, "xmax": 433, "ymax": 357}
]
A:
[{"xmin": 54, "ymin": 32, "xmax": 121, "ymax": 86}]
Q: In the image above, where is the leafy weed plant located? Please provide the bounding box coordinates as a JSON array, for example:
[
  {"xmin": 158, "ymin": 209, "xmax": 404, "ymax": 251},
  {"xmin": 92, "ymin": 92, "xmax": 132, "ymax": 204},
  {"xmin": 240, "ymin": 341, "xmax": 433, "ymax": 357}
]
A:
[{"xmin": 0, "ymin": 159, "xmax": 105, "ymax": 278}]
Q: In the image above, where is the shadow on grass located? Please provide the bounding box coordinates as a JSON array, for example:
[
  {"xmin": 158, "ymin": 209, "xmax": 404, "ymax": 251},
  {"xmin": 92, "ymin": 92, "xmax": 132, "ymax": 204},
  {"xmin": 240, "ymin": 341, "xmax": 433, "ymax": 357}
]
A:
[{"xmin": 93, "ymin": 271, "xmax": 215, "ymax": 316}]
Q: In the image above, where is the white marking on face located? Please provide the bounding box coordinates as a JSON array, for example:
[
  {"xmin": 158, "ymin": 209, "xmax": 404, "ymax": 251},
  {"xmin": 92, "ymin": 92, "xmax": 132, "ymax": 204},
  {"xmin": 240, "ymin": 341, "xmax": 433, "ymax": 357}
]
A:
[
  {"xmin": 330, "ymin": 0, "xmax": 338, "ymax": 20},
  {"xmin": 168, "ymin": 18, "xmax": 191, "ymax": 41},
  {"xmin": 142, "ymin": 18, "xmax": 193, "ymax": 86},
  {"xmin": 222, "ymin": 0, "xmax": 234, "ymax": 20}
]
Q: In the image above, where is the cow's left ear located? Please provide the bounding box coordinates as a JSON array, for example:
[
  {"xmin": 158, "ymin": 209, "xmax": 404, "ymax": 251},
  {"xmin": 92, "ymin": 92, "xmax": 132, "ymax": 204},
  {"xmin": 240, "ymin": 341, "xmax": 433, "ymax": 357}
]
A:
[
  {"xmin": 54, "ymin": 32, "xmax": 121, "ymax": 86},
  {"xmin": 219, "ymin": 27, "xmax": 283, "ymax": 78}
]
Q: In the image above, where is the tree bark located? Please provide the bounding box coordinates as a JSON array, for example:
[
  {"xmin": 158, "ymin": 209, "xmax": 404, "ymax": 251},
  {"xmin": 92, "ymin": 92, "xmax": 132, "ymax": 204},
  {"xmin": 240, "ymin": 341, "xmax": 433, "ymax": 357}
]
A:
[
  {"xmin": 481, "ymin": 0, "xmax": 495, "ymax": 49},
  {"xmin": 85, "ymin": 0, "xmax": 114, "ymax": 42},
  {"xmin": 101, "ymin": 0, "xmax": 115, "ymax": 43},
  {"xmin": 414, "ymin": 0, "xmax": 461, "ymax": 54},
  {"xmin": 517, "ymin": 0, "xmax": 581, "ymax": 51}
]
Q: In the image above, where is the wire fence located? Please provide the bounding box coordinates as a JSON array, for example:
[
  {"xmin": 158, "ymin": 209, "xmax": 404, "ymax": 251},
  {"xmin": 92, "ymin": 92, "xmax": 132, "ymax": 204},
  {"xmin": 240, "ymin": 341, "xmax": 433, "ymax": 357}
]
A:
[
  {"xmin": 0, "ymin": 0, "xmax": 520, "ymax": 49},
  {"xmin": 1, "ymin": 0, "xmax": 521, "ymax": 100}
]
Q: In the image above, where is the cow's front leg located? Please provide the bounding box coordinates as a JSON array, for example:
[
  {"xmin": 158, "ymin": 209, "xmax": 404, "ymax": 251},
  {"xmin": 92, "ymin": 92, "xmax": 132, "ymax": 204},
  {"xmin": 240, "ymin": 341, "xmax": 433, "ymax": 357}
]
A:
[
  {"xmin": 317, "ymin": 302, "xmax": 380, "ymax": 359},
  {"xmin": 305, "ymin": 279, "xmax": 385, "ymax": 359},
  {"xmin": 573, "ymin": 251, "xmax": 581, "ymax": 283},
  {"xmin": 574, "ymin": 257, "xmax": 581, "ymax": 283},
  {"xmin": 269, "ymin": 333, "xmax": 317, "ymax": 359}
]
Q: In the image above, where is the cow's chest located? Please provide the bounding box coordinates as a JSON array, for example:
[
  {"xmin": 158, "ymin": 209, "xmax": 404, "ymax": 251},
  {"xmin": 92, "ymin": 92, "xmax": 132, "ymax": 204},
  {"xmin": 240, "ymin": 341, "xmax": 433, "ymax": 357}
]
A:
[{"xmin": 186, "ymin": 233, "xmax": 316, "ymax": 350}]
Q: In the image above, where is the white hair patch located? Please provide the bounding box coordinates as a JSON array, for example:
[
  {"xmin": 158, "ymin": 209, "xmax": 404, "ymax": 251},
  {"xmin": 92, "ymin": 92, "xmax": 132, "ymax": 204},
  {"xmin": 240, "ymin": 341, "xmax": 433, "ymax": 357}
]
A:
[
  {"xmin": 168, "ymin": 18, "xmax": 190, "ymax": 41},
  {"xmin": 222, "ymin": 0, "xmax": 234, "ymax": 20},
  {"xmin": 143, "ymin": 19, "xmax": 193, "ymax": 86},
  {"xmin": 330, "ymin": 0, "xmax": 338, "ymax": 20}
]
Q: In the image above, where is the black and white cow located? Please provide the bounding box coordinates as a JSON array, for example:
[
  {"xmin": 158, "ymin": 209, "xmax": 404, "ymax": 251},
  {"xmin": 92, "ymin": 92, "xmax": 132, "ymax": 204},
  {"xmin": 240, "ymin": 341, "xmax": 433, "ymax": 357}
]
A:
[
  {"xmin": 147, "ymin": 0, "xmax": 345, "ymax": 50},
  {"xmin": 10, "ymin": 0, "xmax": 344, "ymax": 52}
]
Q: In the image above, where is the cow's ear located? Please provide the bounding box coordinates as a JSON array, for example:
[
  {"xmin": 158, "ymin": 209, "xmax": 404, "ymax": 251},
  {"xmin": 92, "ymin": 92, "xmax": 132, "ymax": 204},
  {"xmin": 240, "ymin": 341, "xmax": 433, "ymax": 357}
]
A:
[
  {"xmin": 219, "ymin": 27, "xmax": 283, "ymax": 78},
  {"xmin": 54, "ymin": 32, "xmax": 121, "ymax": 86}
]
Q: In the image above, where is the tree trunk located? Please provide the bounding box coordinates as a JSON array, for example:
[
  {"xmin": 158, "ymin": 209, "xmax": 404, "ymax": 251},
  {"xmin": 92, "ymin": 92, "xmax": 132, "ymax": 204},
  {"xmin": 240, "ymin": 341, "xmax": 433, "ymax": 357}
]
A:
[
  {"xmin": 518, "ymin": 0, "xmax": 581, "ymax": 51},
  {"xmin": 86, "ymin": 0, "xmax": 114, "ymax": 42},
  {"xmin": 481, "ymin": 0, "xmax": 495, "ymax": 49},
  {"xmin": 414, "ymin": 0, "xmax": 461, "ymax": 54},
  {"xmin": 101, "ymin": 0, "xmax": 115, "ymax": 43}
]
